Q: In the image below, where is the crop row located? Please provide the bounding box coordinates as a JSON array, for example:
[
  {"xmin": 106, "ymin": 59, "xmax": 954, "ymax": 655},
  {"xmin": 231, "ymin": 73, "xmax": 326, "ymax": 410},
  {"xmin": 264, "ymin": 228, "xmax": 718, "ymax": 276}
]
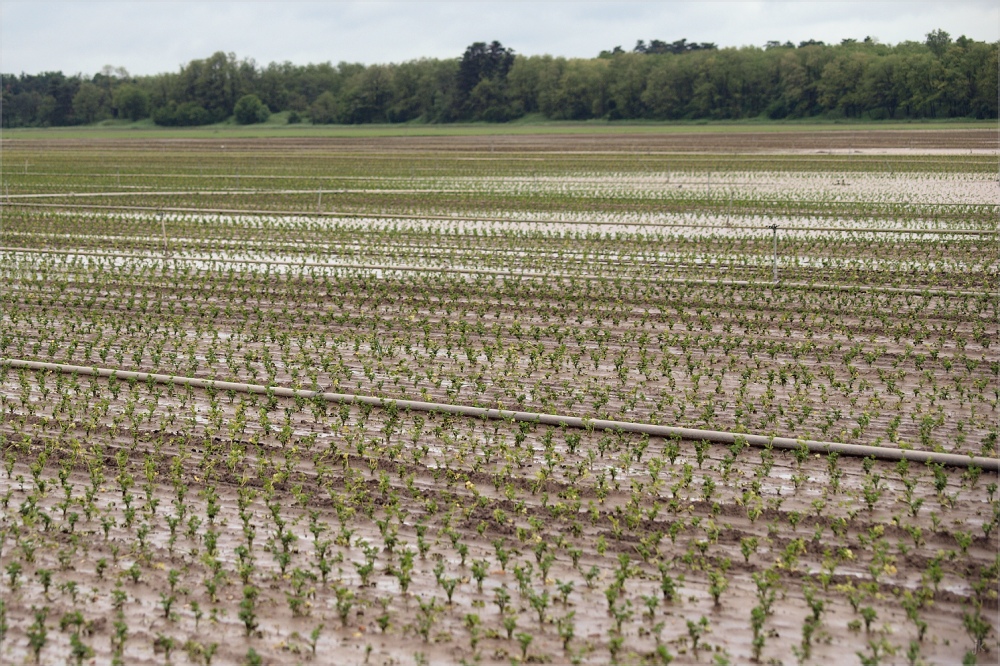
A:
[
  {"xmin": 3, "ymin": 207, "xmax": 997, "ymax": 290},
  {"xmin": 4, "ymin": 142, "xmax": 996, "ymax": 178}
]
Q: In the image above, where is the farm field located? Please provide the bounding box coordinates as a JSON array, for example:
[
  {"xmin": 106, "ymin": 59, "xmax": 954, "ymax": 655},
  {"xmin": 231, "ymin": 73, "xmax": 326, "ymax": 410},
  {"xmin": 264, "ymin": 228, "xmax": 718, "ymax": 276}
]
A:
[{"xmin": 0, "ymin": 129, "xmax": 997, "ymax": 665}]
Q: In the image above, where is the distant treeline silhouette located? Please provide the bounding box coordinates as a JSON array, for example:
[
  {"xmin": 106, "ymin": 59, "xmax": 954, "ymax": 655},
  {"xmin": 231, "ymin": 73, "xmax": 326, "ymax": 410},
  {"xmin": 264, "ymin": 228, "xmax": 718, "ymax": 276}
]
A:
[{"xmin": 2, "ymin": 31, "xmax": 996, "ymax": 127}]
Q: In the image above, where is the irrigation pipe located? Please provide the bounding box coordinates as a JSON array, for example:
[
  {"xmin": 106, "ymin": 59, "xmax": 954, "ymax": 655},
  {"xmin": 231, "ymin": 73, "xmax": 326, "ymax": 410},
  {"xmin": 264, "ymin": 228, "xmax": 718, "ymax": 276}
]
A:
[
  {"xmin": 0, "ymin": 246, "xmax": 989, "ymax": 298},
  {"xmin": 5, "ymin": 201, "xmax": 997, "ymax": 236},
  {"xmin": 3, "ymin": 358, "xmax": 995, "ymax": 472}
]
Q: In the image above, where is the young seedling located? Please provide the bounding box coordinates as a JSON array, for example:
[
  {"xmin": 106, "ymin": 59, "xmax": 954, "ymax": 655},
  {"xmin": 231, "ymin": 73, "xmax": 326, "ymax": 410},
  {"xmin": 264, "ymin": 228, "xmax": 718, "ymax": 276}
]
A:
[
  {"xmin": 708, "ymin": 568, "xmax": 728, "ymax": 607},
  {"xmin": 963, "ymin": 606, "xmax": 991, "ymax": 654},
  {"xmin": 5, "ymin": 561, "xmax": 22, "ymax": 589},
  {"xmin": 516, "ymin": 632, "xmax": 533, "ymax": 662},
  {"xmin": 308, "ymin": 624, "xmax": 323, "ymax": 656},
  {"xmin": 335, "ymin": 586, "xmax": 355, "ymax": 625},
  {"xmin": 557, "ymin": 611, "xmax": 575, "ymax": 650},
  {"xmin": 494, "ymin": 584, "xmax": 511, "ymax": 614},
  {"xmin": 27, "ymin": 607, "xmax": 48, "ymax": 665},
  {"xmin": 750, "ymin": 605, "xmax": 766, "ymax": 662},
  {"xmin": 471, "ymin": 559, "xmax": 488, "ymax": 593},
  {"xmin": 861, "ymin": 606, "xmax": 877, "ymax": 633},
  {"xmin": 556, "ymin": 579, "xmax": 574, "ymax": 605},
  {"xmin": 463, "ymin": 613, "xmax": 481, "ymax": 650},
  {"xmin": 687, "ymin": 616, "xmax": 709, "ymax": 653},
  {"xmin": 239, "ymin": 586, "xmax": 259, "ymax": 636},
  {"xmin": 0, "ymin": 599, "xmax": 6, "ymax": 648},
  {"xmin": 528, "ymin": 589, "xmax": 550, "ymax": 624}
]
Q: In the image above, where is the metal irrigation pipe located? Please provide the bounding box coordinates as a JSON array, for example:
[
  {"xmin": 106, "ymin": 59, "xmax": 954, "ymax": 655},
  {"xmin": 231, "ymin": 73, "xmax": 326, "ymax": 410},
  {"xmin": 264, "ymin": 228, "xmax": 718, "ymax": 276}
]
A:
[
  {"xmin": 0, "ymin": 246, "xmax": 989, "ymax": 298},
  {"xmin": 3, "ymin": 358, "xmax": 995, "ymax": 472}
]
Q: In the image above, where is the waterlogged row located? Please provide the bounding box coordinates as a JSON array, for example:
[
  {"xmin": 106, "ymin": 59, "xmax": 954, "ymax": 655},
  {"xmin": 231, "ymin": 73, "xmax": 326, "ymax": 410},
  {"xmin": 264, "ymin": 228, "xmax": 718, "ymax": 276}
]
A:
[
  {"xmin": 5, "ymin": 193, "xmax": 996, "ymax": 231},
  {"xmin": 3, "ymin": 210, "xmax": 996, "ymax": 289},
  {"xmin": 4, "ymin": 170, "xmax": 998, "ymax": 204},
  {"xmin": 16, "ymin": 207, "xmax": 1000, "ymax": 234},
  {"xmin": 3, "ymin": 245, "xmax": 993, "ymax": 287},
  {"xmin": 7, "ymin": 207, "xmax": 997, "ymax": 241},
  {"xmin": 4, "ymin": 155, "xmax": 998, "ymax": 228}
]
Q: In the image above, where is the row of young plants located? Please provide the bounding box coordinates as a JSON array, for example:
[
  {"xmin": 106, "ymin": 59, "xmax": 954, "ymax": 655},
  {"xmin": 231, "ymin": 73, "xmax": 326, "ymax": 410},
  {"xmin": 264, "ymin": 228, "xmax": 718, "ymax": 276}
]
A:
[
  {"xmin": 3, "ymin": 141, "xmax": 996, "ymax": 181},
  {"xmin": 7, "ymin": 189, "xmax": 996, "ymax": 232},
  {"xmin": 4, "ymin": 168, "xmax": 995, "ymax": 209},
  {"xmin": 5, "ymin": 207, "xmax": 993, "ymax": 279}
]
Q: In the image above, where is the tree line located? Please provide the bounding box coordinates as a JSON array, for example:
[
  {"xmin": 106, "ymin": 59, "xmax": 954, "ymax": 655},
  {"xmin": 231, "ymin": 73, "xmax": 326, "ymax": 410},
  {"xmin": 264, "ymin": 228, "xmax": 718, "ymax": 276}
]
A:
[{"xmin": 2, "ymin": 31, "xmax": 996, "ymax": 128}]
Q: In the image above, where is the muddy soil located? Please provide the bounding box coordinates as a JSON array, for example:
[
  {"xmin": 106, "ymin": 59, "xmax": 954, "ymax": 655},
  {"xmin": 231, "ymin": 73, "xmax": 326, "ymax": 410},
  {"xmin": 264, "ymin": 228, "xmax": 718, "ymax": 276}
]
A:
[
  {"xmin": 0, "ymin": 132, "xmax": 997, "ymax": 665},
  {"xmin": 1, "ymin": 366, "xmax": 997, "ymax": 665}
]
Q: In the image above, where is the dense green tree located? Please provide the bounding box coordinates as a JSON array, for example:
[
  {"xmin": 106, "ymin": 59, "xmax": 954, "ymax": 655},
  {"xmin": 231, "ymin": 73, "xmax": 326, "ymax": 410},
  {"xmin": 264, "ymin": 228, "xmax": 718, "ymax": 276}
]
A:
[
  {"xmin": 766, "ymin": 49, "xmax": 811, "ymax": 118},
  {"xmin": 1, "ymin": 89, "xmax": 53, "ymax": 127},
  {"xmin": 969, "ymin": 42, "xmax": 998, "ymax": 118},
  {"xmin": 859, "ymin": 55, "xmax": 903, "ymax": 119},
  {"xmin": 337, "ymin": 65, "xmax": 394, "ymax": 123},
  {"xmin": 642, "ymin": 56, "xmax": 689, "ymax": 119},
  {"xmin": 1, "ymin": 72, "xmax": 77, "ymax": 126},
  {"xmin": 817, "ymin": 51, "xmax": 871, "ymax": 117},
  {"xmin": 71, "ymin": 81, "xmax": 110, "ymax": 123},
  {"xmin": 308, "ymin": 91, "xmax": 339, "ymax": 124},
  {"xmin": 634, "ymin": 38, "xmax": 716, "ymax": 55},
  {"xmin": 387, "ymin": 58, "xmax": 458, "ymax": 122},
  {"xmin": 925, "ymin": 30, "xmax": 952, "ymax": 58},
  {"xmin": 457, "ymin": 41, "xmax": 515, "ymax": 96},
  {"xmin": 257, "ymin": 62, "xmax": 293, "ymax": 112},
  {"xmin": 605, "ymin": 53, "xmax": 652, "ymax": 119},
  {"xmin": 152, "ymin": 101, "xmax": 213, "ymax": 126},
  {"xmin": 543, "ymin": 58, "xmax": 607, "ymax": 120},
  {"xmin": 233, "ymin": 94, "xmax": 270, "ymax": 124},
  {"xmin": 385, "ymin": 60, "xmax": 431, "ymax": 122},
  {"xmin": 506, "ymin": 56, "xmax": 549, "ymax": 115},
  {"xmin": 173, "ymin": 51, "xmax": 257, "ymax": 122},
  {"xmin": 113, "ymin": 85, "xmax": 150, "ymax": 121},
  {"xmin": 46, "ymin": 72, "xmax": 79, "ymax": 125}
]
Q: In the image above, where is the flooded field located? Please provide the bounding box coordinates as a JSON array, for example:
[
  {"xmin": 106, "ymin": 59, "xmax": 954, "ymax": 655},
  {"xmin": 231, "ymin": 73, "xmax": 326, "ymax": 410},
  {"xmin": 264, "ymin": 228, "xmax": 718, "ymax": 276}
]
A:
[{"xmin": 1, "ymin": 129, "xmax": 997, "ymax": 665}]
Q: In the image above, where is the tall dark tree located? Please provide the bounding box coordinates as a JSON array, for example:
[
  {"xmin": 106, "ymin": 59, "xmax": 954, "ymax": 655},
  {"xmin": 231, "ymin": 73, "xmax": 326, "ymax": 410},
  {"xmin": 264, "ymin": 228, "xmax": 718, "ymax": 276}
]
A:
[
  {"xmin": 455, "ymin": 41, "xmax": 516, "ymax": 119},
  {"xmin": 457, "ymin": 41, "xmax": 515, "ymax": 96},
  {"xmin": 50, "ymin": 73, "xmax": 79, "ymax": 125},
  {"xmin": 925, "ymin": 30, "xmax": 952, "ymax": 58}
]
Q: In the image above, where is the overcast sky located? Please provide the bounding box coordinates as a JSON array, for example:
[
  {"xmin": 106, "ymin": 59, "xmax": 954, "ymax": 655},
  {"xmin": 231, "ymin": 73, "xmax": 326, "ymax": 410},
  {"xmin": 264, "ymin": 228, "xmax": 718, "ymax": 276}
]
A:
[{"xmin": 2, "ymin": 1, "xmax": 997, "ymax": 77}]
